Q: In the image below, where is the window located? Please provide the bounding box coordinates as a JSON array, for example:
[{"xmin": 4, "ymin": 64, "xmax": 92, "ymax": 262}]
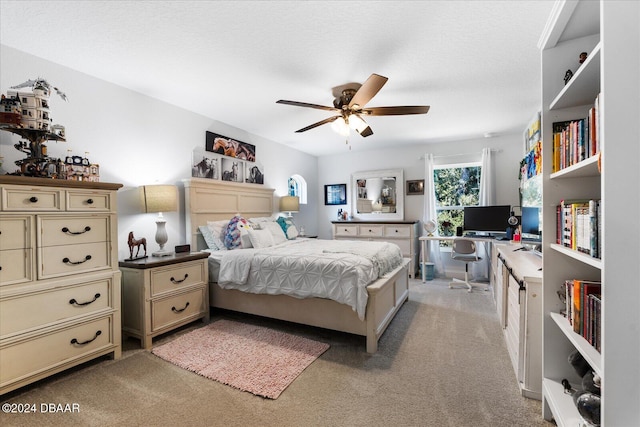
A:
[
  {"xmin": 288, "ymin": 174, "xmax": 307, "ymax": 204},
  {"xmin": 434, "ymin": 162, "xmax": 481, "ymax": 240}
]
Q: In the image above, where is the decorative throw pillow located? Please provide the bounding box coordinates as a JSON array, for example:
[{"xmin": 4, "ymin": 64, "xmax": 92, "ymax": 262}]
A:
[
  {"xmin": 247, "ymin": 228, "xmax": 275, "ymax": 249},
  {"xmin": 207, "ymin": 220, "xmax": 229, "ymax": 251},
  {"xmin": 199, "ymin": 225, "xmax": 219, "ymax": 250},
  {"xmin": 262, "ymin": 221, "xmax": 288, "ymax": 245},
  {"xmin": 224, "ymin": 215, "xmax": 252, "ymax": 249},
  {"xmin": 276, "ymin": 216, "xmax": 299, "ymax": 239}
]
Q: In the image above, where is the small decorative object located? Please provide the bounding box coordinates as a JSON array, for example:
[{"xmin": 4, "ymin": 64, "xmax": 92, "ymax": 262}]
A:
[
  {"xmin": 325, "ymin": 183, "xmax": 347, "ymax": 205},
  {"xmin": 575, "ymin": 392, "xmax": 601, "ymax": 426},
  {"xmin": 126, "ymin": 231, "xmax": 148, "ymax": 260},
  {"xmin": 440, "ymin": 220, "xmax": 453, "ymax": 236},
  {"xmin": 406, "ymin": 179, "xmax": 425, "ymax": 195},
  {"xmin": 579, "ymin": 51, "xmax": 588, "ymax": 64},
  {"xmin": 140, "ymin": 185, "xmax": 178, "ymax": 257},
  {"xmin": 423, "ymin": 220, "xmax": 437, "ymax": 236},
  {"xmin": 564, "ymin": 69, "xmax": 574, "ymax": 85}
]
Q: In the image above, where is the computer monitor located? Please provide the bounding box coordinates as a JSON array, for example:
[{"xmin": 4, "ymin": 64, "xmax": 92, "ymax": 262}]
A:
[
  {"xmin": 462, "ymin": 205, "xmax": 510, "ymax": 235},
  {"xmin": 521, "ymin": 206, "xmax": 542, "ymax": 241}
]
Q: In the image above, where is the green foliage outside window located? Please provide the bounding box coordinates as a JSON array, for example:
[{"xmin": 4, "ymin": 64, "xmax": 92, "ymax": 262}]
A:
[{"xmin": 434, "ymin": 165, "xmax": 481, "ymax": 243}]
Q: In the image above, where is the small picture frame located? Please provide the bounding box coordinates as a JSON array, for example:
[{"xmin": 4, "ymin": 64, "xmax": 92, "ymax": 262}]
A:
[
  {"xmin": 406, "ymin": 179, "xmax": 424, "ymax": 195},
  {"xmin": 191, "ymin": 150, "xmax": 219, "ymax": 179},
  {"xmin": 324, "ymin": 183, "xmax": 347, "ymax": 205}
]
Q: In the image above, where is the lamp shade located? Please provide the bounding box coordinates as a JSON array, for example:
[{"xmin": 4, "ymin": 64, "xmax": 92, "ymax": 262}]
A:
[
  {"xmin": 140, "ymin": 185, "xmax": 178, "ymax": 213},
  {"xmin": 279, "ymin": 195, "xmax": 299, "ymax": 213}
]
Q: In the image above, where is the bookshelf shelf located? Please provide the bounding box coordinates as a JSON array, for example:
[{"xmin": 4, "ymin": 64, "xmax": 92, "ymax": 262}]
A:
[
  {"xmin": 542, "ymin": 378, "xmax": 584, "ymax": 427},
  {"xmin": 549, "ymin": 244, "xmax": 602, "ymax": 269},
  {"xmin": 551, "ymin": 312, "xmax": 602, "ymax": 376},
  {"xmin": 549, "ymin": 42, "xmax": 601, "ymax": 111},
  {"xmin": 550, "ymin": 154, "xmax": 600, "ymax": 179}
]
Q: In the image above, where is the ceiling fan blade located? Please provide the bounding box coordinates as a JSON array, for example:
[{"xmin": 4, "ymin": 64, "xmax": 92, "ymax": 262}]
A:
[
  {"xmin": 295, "ymin": 116, "xmax": 341, "ymax": 133},
  {"xmin": 276, "ymin": 99, "xmax": 339, "ymax": 112},
  {"xmin": 348, "ymin": 74, "xmax": 388, "ymax": 109},
  {"xmin": 358, "ymin": 126, "xmax": 373, "ymax": 137},
  {"xmin": 362, "ymin": 105, "xmax": 430, "ymax": 116}
]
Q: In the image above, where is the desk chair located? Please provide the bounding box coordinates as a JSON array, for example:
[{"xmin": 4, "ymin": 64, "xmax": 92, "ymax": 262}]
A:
[{"xmin": 449, "ymin": 238, "xmax": 486, "ymax": 292}]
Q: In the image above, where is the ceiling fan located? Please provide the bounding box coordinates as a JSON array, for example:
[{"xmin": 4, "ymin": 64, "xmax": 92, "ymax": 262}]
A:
[{"xmin": 276, "ymin": 73, "xmax": 430, "ymax": 138}]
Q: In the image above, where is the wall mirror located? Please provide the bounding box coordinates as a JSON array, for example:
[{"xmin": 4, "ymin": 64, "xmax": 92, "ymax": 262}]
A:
[{"xmin": 351, "ymin": 168, "xmax": 404, "ymax": 221}]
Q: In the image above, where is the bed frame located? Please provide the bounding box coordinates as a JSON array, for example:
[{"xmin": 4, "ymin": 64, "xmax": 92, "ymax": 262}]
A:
[{"xmin": 183, "ymin": 178, "xmax": 409, "ymax": 353}]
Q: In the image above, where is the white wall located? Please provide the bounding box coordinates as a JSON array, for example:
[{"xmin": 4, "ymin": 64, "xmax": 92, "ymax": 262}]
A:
[
  {"xmin": 0, "ymin": 46, "xmax": 318, "ymax": 259},
  {"xmin": 316, "ymin": 134, "xmax": 525, "ymax": 239}
]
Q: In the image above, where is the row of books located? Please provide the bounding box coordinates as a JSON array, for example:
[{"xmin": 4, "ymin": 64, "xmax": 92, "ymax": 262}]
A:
[
  {"xmin": 564, "ymin": 279, "xmax": 602, "ymax": 353},
  {"xmin": 552, "ymin": 93, "xmax": 600, "ymax": 172},
  {"xmin": 555, "ymin": 199, "xmax": 601, "ymax": 258}
]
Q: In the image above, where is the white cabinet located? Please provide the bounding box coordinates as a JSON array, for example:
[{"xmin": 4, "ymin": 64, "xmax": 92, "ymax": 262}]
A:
[
  {"xmin": 332, "ymin": 221, "xmax": 419, "ymax": 278},
  {"xmin": 0, "ymin": 176, "xmax": 122, "ymax": 395},
  {"xmin": 494, "ymin": 244, "xmax": 542, "ymax": 400},
  {"xmin": 539, "ymin": 1, "xmax": 639, "ymax": 425}
]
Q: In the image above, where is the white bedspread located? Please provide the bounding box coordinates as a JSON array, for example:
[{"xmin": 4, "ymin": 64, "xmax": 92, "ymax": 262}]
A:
[{"xmin": 217, "ymin": 239, "xmax": 403, "ymax": 320}]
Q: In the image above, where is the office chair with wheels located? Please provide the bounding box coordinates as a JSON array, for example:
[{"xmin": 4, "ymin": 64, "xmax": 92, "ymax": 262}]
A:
[{"xmin": 449, "ymin": 238, "xmax": 486, "ymax": 292}]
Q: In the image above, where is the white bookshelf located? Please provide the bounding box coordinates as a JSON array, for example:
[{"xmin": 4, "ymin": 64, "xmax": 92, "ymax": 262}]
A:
[{"xmin": 539, "ymin": 1, "xmax": 640, "ymax": 425}]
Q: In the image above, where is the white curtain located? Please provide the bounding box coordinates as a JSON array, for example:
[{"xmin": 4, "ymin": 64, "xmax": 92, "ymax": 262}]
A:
[
  {"xmin": 473, "ymin": 147, "xmax": 496, "ymax": 280},
  {"xmin": 423, "ymin": 153, "xmax": 444, "ymax": 276}
]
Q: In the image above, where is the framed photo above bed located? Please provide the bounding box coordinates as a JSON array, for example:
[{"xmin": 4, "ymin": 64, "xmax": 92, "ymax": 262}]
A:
[
  {"xmin": 324, "ymin": 183, "xmax": 347, "ymax": 205},
  {"xmin": 191, "ymin": 149, "xmax": 219, "ymax": 179}
]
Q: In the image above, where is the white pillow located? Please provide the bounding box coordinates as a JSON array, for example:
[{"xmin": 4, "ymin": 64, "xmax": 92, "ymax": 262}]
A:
[
  {"xmin": 247, "ymin": 228, "xmax": 275, "ymax": 249},
  {"xmin": 248, "ymin": 215, "xmax": 278, "ymax": 225},
  {"xmin": 262, "ymin": 221, "xmax": 287, "ymax": 245},
  {"xmin": 207, "ymin": 220, "xmax": 229, "ymax": 251},
  {"xmin": 199, "ymin": 225, "xmax": 219, "ymax": 250}
]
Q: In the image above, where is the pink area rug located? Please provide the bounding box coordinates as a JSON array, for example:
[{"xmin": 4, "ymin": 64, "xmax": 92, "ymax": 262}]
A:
[{"xmin": 151, "ymin": 319, "xmax": 329, "ymax": 399}]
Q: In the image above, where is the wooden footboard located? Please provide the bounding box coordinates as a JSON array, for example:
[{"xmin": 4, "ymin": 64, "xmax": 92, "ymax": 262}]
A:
[{"xmin": 210, "ymin": 258, "xmax": 410, "ymax": 353}]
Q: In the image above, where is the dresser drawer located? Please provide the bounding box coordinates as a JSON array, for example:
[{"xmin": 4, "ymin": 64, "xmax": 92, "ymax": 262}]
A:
[
  {"xmin": 151, "ymin": 287, "xmax": 206, "ymax": 332},
  {"xmin": 0, "ymin": 249, "xmax": 33, "ymax": 286},
  {"xmin": 67, "ymin": 190, "xmax": 112, "ymax": 212},
  {"xmin": 0, "ymin": 316, "xmax": 114, "ymax": 387},
  {"xmin": 334, "ymin": 224, "xmax": 358, "ymax": 237},
  {"xmin": 39, "ymin": 215, "xmax": 110, "ymax": 246},
  {"xmin": 358, "ymin": 224, "xmax": 384, "ymax": 237},
  {"xmin": 1, "ymin": 186, "xmax": 63, "ymax": 211},
  {"xmin": 150, "ymin": 261, "xmax": 206, "ymax": 297},
  {"xmin": 1, "ymin": 278, "xmax": 113, "ymax": 337},
  {"xmin": 39, "ymin": 242, "xmax": 110, "ymax": 279},
  {"xmin": 384, "ymin": 224, "xmax": 411, "ymax": 238},
  {"xmin": 0, "ymin": 216, "xmax": 32, "ymax": 250}
]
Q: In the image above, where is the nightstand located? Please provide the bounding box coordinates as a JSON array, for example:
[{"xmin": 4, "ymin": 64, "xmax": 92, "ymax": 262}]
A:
[{"xmin": 119, "ymin": 252, "xmax": 209, "ymax": 349}]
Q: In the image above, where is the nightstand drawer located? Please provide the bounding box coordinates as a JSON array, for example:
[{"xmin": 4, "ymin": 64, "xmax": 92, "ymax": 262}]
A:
[
  {"xmin": 151, "ymin": 287, "xmax": 206, "ymax": 332},
  {"xmin": 67, "ymin": 190, "xmax": 112, "ymax": 211},
  {"xmin": 39, "ymin": 215, "xmax": 110, "ymax": 246},
  {"xmin": 1, "ymin": 277, "xmax": 113, "ymax": 337},
  {"xmin": 1, "ymin": 186, "xmax": 63, "ymax": 211},
  {"xmin": 150, "ymin": 261, "xmax": 206, "ymax": 296},
  {"xmin": 358, "ymin": 224, "xmax": 384, "ymax": 237},
  {"xmin": 334, "ymin": 224, "xmax": 358, "ymax": 237},
  {"xmin": 0, "ymin": 248, "xmax": 33, "ymax": 286},
  {"xmin": 39, "ymin": 242, "xmax": 110, "ymax": 279},
  {"xmin": 0, "ymin": 216, "xmax": 32, "ymax": 250},
  {"xmin": 384, "ymin": 225, "xmax": 411, "ymax": 238},
  {"xmin": 0, "ymin": 316, "xmax": 114, "ymax": 386}
]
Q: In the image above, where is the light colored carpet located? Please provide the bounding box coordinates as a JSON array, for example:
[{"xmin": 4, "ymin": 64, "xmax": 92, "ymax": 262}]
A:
[{"xmin": 151, "ymin": 319, "xmax": 329, "ymax": 399}]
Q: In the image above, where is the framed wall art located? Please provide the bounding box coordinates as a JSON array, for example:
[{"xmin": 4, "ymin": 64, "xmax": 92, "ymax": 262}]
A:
[
  {"xmin": 206, "ymin": 131, "xmax": 256, "ymax": 162},
  {"xmin": 191, "ymin": 149, "xmax": 219, "ymax": 179},
  {"xmin": 406, "ymin": 179, "xmax": 424, "ymax": 195},
  {"xmin": 324, "ymin": 183, "xmax": 347, "ymax": 205}
]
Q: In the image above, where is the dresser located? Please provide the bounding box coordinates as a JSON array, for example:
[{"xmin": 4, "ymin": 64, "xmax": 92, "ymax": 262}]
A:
[
  {"xmin": 119, "ymin": 252, "xmax": 209, "ymax": 349},
  {"xmin": 332, "ymin": 220, "xmax": 420, "ymax": 278},
  {"xmin": 0, "ymin": 176, "xmax": 122, "ymax": 395}
]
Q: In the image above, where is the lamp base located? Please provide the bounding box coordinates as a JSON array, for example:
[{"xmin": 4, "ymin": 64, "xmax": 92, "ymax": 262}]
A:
[{"xmin": 152, "ymin": 249, "xmax": 174, "ymax": 257}]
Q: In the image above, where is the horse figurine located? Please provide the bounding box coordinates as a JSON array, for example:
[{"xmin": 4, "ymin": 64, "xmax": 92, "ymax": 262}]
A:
[
  {"xmin": 222, "ymin": 162, "xmax": 238, "ymax": 182},
  {"xmin": 127, "ymin": 231, "xmax": 147, "ymax": 259}
]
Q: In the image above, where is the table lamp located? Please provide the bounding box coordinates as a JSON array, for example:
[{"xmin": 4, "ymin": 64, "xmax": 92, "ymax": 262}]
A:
[
  {"xmin": 279, "ymin": 195, "xmax": 299, "ymax": 217},
  {"xmin": 140, "ymin": 184, "xmax": 178, "ymax": 257}
]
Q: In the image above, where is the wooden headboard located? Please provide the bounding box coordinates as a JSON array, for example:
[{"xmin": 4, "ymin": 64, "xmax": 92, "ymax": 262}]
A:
[{"xmin": 183, "ymin": 178, "xmax": 275, "ymax": 250}]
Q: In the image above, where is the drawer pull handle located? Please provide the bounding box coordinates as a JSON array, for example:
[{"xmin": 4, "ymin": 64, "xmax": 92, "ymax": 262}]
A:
[
  {"xmin": 170, "ymin": 274, "xmax": 189, "ymax": 284},
  {"xmin": 69, "ymin": 293, "xmax": 101, "ymax": 306},
  {"xmin": 172, "ymin": 302, "xmax": 190, "ymax": 313},
  {"xmin": 86, "ymin": 198, "xmax": 94, "ymax": 204},
  {"xmin": 70, "ymin": 330, "xmax": 102, "ymax": 345},
  {"xmin": 62, "ymin": 226, "xmax": 91, "ymax": 235},
  {"xmin": 63, "ymin": 255, "xmax": 92, "ymax": 265},
  {"xmin": 29, "ymin": 196, "xmax": 38, "ymax": 203}
]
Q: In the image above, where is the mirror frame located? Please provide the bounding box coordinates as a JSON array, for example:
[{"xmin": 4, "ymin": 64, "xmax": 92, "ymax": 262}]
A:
[{"xmin": 351, "ymin": 168, "xmax": 404, "ymax": 221}]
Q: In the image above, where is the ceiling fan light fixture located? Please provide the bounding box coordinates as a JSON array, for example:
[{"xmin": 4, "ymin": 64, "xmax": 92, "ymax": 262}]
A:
[
  {"xmin": 331, "ymin": 117, "xmax": 350, "ymax": 136},
  {"xmin": 348, "ymin": 114, "xmax": 367, "ymax": 132}
]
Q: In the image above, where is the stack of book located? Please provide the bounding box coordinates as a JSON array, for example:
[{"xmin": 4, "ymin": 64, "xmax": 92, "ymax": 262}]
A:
[
  {"xmin": 552, "ymin": 94, "xmax": 600, "ymax": 172},
  {"xmin": 564, "ymin": 279, "xmax": 602, "ymax": 353},
  {"xmin": 556, "ymin": 199, "xmax": 601, "ymax": 258}
]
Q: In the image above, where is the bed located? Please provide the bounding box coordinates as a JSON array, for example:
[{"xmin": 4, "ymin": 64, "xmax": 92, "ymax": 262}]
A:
[{"xmin": 183, "ymin": 178, "xmax": 410, "ymax": 353}]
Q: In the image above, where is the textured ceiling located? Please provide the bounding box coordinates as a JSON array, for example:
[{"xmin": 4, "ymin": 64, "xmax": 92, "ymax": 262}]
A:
[{"xmin": 0, "ymin": 1, "xmax": 555, "ymax": 157}]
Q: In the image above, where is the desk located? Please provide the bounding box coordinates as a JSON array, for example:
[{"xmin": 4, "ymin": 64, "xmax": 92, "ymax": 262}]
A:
[{"xmin": 418, "ymin": 235, "xmax": 502, "ymax": 282}]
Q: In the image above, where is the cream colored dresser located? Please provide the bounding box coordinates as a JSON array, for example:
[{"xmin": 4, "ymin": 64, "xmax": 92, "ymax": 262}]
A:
[
  {"xmin": 119, "ymin": 252, "xmax": 209, "ymax": 349},
  {"xmin": 332, "ymin": 220, "xmax": 420, "ymax": 278},
  {"xmin": 0, "ymin": 176, "xmax": 122, "ymax": 395}
]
